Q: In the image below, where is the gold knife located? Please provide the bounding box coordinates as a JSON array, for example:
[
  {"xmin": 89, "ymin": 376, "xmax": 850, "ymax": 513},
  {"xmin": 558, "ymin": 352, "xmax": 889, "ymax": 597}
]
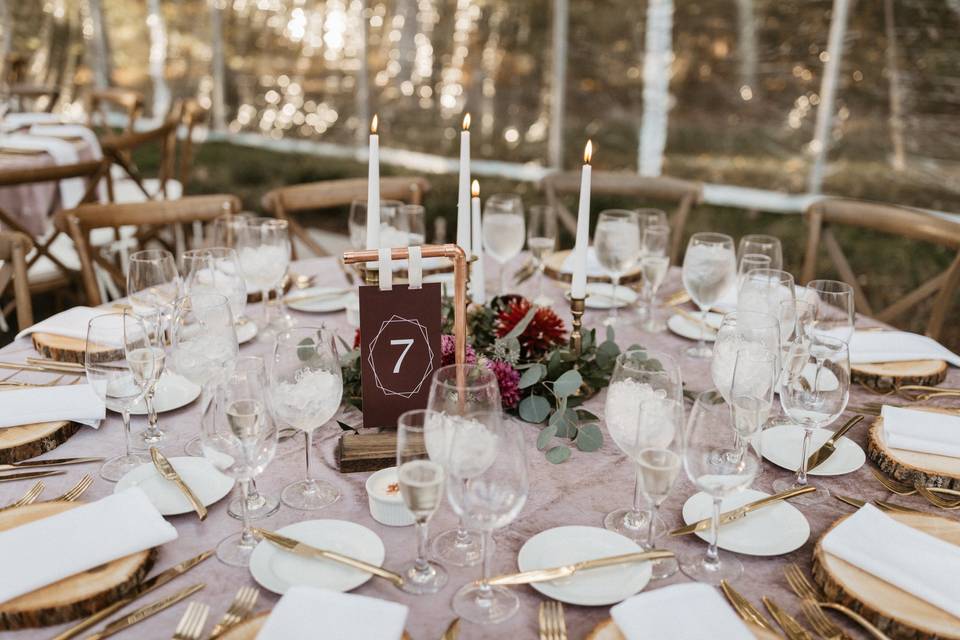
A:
[
  {"xmin": 85, "ymin": 583, "xmax": 204, "ymax": 640},
  {"xmin": 52, "ymin": 550, "xmax": 213, "ymax": 640},
  {"xmin": 763, "ymin": 596, "xmax": 813, "ymax": 640},
  {"xmin": 253, "ymin": 528, "xmax": 405, "ymax": 587},
  {"xmin": 0, "ymin": 457, "xmax": 104, "ymax": 472},
  {"xmin": 0, "ymin": 469, "xmax": 65, "ymax": 483},
  {"xmin": 669, "ymin": 485, "xmax": 816, "ymax": 536},
  {"xmin": 483, "ymin": 549, "xmax": 674, "ymax": 587},
  {"xmin": 719, "ymin": 580, "xmax": 777, "ymax": 633},
  {"xmin": 150, "ymin": 447, "xmax": 207, "ymax": 521},
  {"xmin": 806, "ymin": 415, "xmax": 864, "ymax": 471},
  {"xmin": 440, "ymin": 617, "xmax": 460, "ymax": 640}
]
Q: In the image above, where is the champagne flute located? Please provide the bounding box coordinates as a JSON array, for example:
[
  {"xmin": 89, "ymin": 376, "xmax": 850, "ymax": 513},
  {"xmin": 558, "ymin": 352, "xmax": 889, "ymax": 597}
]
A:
[
  {"xmin": 729, "ymin": 346, "xmax": 778, "ymax": 457},
  {"xmin": 640, "ymin": 224, "xmax": 670, "ymax": 331},
  {"xmin": 447, "ymin": 410, "xmax": 528, "ymax": 624},
  {"xmin": 682, "ymin": 233, "xmax": 736, "ymax": 358},
  {"xmin": 270, "ymin": 326, "xmax": 344, "ymax": 510},
  {"xmin": 527, "ymin": 204, "xmax": 558, "ymax": 305},
  {"xmin": 681, "ymin": 390, "xmax": 760, "ymax": 584},
  {"xmin": 594, "ymin": 209, "xmax": 641, "ymax": 326},
  {"xmin": 84, "ymin": 312, "xmax": 153, "ymax": 481},
  {"xmin": 127, "ymin": 249, "xmax": 180, "ymax": 445},
  {"xmin": 236, "ymin": 217, "xmax": 290, "ymax": 334},
  {"xmin": 426, "ymin": 364, "xmax": 501, "ymax": 567},
  {"xmin": 737, "ymin": 234, "xmax": 783, "ymax": 271},
  {"xmin": 773, "ymin": 334, "xmax": 850, "ymax": 504},
  {"xmin": 481, "ymin": 193, "xmax": 525, "ymax": 295},
  {"xmin": 396, "ymin": 409, "xmax": 448, "ymax": 594},
  {"xmin": 805, "ymin": 279, "xmax": 855, "ymax": 341},
  {"xmin": 203, "ymin": 356, "xmax": 277, "ymax": 566}
]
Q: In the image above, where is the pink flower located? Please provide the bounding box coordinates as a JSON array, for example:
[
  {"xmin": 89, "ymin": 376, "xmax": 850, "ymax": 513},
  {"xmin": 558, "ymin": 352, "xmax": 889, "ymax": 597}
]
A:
[
  {"xmin": 440, "ymin": 334, "xmax": 477, "ymax": 366},
  {"xmin": 486, "ymin": 359, "xmax": 521, "ymax": 409}
]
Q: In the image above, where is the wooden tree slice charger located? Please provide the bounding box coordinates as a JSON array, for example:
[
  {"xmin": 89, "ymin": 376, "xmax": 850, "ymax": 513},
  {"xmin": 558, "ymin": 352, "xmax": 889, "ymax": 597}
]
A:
[
  {"xmin": 0, "ymin": 419, "xmax": 80, "ymax": 464},
  {"xmin": 0, "ymin": 501, "xmax": 156, "ymax": 630},
  {"xmin": 544, "ymin": 249, "xmax": 643, "ymax": 285},
  {"xmin": 218, "ymin": 612, "xmax": 413, "ymax": 639},
  {"xmin": 852, "ymin": 359, "xmax": 948, "ymax": 392},
  {"xmin": 31, "ymin": 334, "xmax": 119, "ymax": 365},
  {"xmin": 812, "ymin": 510, "xmax": 960, "ymax": 639},
  {"xmin": 867, "ymin": 412, "xmax": 960, "ymax": 490},
  {"xmin": 587, "ymin": 617, "xmax": 778, "ymax": 639}
]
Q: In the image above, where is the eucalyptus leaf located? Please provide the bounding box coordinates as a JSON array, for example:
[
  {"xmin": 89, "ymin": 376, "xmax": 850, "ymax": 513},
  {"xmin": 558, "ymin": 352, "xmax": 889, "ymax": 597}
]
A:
[
  {"xmin": 297, "ymin": 337, "xmax": 316, "ymax": 362},
  {"xmin": 552, "ymin": 369, "xmax": 583, "ymax": 398},
  {"xmin": 550, "ymin": 407, "xmax": 578, "ymax": 438},
  {"xmin": 575, "ymin": 423, "xmax": 603, "ymax": 451},
  {"xmin": 519, "ymin": 394, "xmax": 551, "ymax": 423},
  {"xmin": 576, "ymin": 408, "xmax": 600, "ymax": 421},
  {"xmin": 546, "ymin": 350, "xmax": 564, "ymax": 378},
  {"xmin": 581, "ymin": 329, "xmax": 594, "ymax": 351},
  {"xmin": 519, "ymin": 364, "xmax": 547, "ymax": 389},
  {"xmin": 545, "ymin": 445, "xmax": 571, "ymax": 464},
  {"xmin": 537, "ymin": 424, "xmax": 557, "ymax": 451}
]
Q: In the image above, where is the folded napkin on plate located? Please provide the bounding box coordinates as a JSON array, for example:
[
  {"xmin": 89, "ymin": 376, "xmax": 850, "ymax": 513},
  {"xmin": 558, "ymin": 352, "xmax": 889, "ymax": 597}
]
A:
[
  {"xmin": 1, "ymin": 112, "xmax": 63, "ymax": 131},
  {"xmin": 881, "ymin": 405, "xmax": 960, "ymax": 458},
  {"xmin": 0, "ymin": 487, "xmax": 177, "ymax": 604},
  {"xmin": 0, "ymin": 384, "xmax": 105, "ymax": 429},
  {"xmin": 16, "ymin": 306, "xmax": 122, "ymax": 342},
  {"xmin": 560, "ymin": 247, "xmax": 610, "ymax": 277},
  {"xmin": 845, "ymin": 330, "xmax": 960, "ymax": 367},
  {"xmin": 611, "ymin": 583, "xmax": 753, "ymax": 640},
  {"xmin": 822, "ymin": 503, "xmax": 960, "ymax": 618},
  {"xmin": 29, "ymin": 124, "xmax": 102, "ymax": 160},
  {"xmin": 0, "ymin": 134, "xmax": 84, "ymax": 207},
  {"xmin": 257, "ymin": 586, "xmax": 408, "ymax": 640}
]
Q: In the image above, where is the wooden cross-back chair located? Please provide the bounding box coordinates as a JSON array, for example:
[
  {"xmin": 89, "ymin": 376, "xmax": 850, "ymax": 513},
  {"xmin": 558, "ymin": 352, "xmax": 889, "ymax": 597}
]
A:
[
  {"xmin": 87, "ymin": 88, "xmax": 145, "ymax": 134},
  {"xmin": 8, "ymin": 85, "xmax": 61, "ymax": 113},
  {"xmin": 54, "ymin": 194, "xmax": 241, "ymax": 306},
  {"xmin": 541, "ymin": 171, "xmax": 703, "ymax": 263},
  {"xmin": 176, "ymin": 98, "xmax": 208, "ymax": 193},
  {"xmin": 0, "ymin": 231, "xmax": 35, "ymax": 330},
  {"xmin": 262, "ymin": 176, "xmax": 431, "ymax": 259},
  {"xmin": 100, "ymin": 113, "xmax": 180, "ymax": 203},
  {"xmin": 801, "ymin": 198, "xmax": 960, "ymax": 341},
  {"xmin": 0, "ymin": 159, "xmax": 109, "ymax": 294}
]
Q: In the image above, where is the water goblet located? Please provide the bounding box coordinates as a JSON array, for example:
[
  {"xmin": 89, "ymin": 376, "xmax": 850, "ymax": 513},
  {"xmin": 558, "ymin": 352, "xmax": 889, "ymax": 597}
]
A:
[
  {"xmin": 737, "ymin": 234, "xmax": 783, "ymax": 271},
  {"xmin": 682, "ymin": 233, "xmax": 737, "ymax": 358},
  {"xmin": 481, "ymin": 193, "xmax": 525, "ymax": 295},
  {"xmin": 236, "ymin": 217, "xmax": 290, "ymax": 333},
  {"xmin": 804, "ymin": 279, "xmax": 855, "ymax": 342},
  {"xmin": 594, "ymin": 209, "xmax": 641, "ymax": 326}
]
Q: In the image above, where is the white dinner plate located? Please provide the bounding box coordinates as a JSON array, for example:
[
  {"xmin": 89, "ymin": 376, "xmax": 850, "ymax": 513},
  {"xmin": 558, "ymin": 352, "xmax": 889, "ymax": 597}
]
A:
[
  {"xmin": 285, "ymin": 286, "xmax": 355, "ymax": 313},
  {"xmin": 585, "ymin": 283, "xmax": 638, "ymax": 310},
  {"xmin": 115, "ymin": 456, "xmax": 234, "ymax": 516},
  {"xmin": 667, "ymin": 311, "xmax": 723, "ymax": 342},
  {"xmin": 249, "ymin": 519, "xmax": 386, "ymax": 595},
  {"xmin": 761, "ymin": 425, "xmax": 865, "ymax": 476},
  {"xmin": 516, "ymin": 526, "xmax": 652, "ymax": 606},
  {"xmin": 236, "ymin": 318, "xmax": 258, "ymax": 344},
  {"xmin": 681, "ymin": 489, "xmax": 810, "ymax": 556},
  {"xmin": 127, "ymin": 372, "xmax": 201, "ymax": 415}
]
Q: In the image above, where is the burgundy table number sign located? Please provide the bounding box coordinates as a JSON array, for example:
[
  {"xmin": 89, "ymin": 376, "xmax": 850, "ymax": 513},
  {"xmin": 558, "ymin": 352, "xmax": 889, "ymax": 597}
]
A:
[{"xmin": 358, "ymin": 247, "xmax": 442, "ymax": 429}]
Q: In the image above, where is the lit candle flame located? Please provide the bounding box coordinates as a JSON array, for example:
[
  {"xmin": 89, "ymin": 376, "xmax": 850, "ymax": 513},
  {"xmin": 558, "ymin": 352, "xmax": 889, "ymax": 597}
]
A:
[
  {"xmin": 471, "ymin": 179, "xmax": 479, "ymax": 197},
  {"xmin": 371, "ymin": 115, "xmax": 378, "ymax": 134},
  {"xmin": 463, "ymin": 113, "xmax": 471, "ymax": 131},
  {"xmin": 584, "ymin": 140, "xmax": 593, "ymax": 164}
]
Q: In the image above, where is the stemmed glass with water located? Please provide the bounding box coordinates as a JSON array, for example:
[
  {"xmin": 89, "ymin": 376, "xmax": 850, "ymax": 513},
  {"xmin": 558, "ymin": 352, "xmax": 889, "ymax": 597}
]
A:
[
  {"xmin": 481, "ymin": 194, "xmax": 525, "ymax": 296},
  {"xmin": 236, "ymin": 217, "xmax": 290, "ymax": 334},
  {"xmin": 682, "ymin": 233, "xmax": 737, "ymax": 357},
  {"xmin": 594, "ymin": 209, "xmax": 641, "ymax": 326},
  {"xmin": 527, "ymin": 204, "xmax": 558, "ymax": 305},
  {"xmin": 805, "ymin": 279, "xmax": 855, "ymax": 341},
  {"xmin": 639, "ymin": 224, "xmax": 670, "ymax": 331},
  {"xmin": 737, "ymin": 234, "xmax": 783, "ymax": 271},
  {"xmin": 182, "ymin": 247, "xmax": 249, "ymax": 329},
  {"xmin": 269, "ymin": 326, "xmax": 344, "ymax": 510}
]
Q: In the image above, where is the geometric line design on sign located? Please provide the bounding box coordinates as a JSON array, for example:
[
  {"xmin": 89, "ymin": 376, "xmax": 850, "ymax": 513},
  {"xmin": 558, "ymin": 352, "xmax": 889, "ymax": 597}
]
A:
[{"xmin": 367, "ymin": 314, "xmax": 435, "ymax": 399}]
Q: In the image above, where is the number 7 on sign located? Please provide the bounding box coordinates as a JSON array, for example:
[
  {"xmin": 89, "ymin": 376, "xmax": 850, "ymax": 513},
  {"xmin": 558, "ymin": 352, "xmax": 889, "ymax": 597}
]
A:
[{"xmin": 390, "ymin": 338, "xmax": 415, "ymax": 373}]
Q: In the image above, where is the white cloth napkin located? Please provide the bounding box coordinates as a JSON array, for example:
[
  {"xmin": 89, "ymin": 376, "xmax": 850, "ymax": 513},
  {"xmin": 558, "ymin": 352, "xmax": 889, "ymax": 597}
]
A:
[
  {"xmin": 29, "ymin": 124, "xmax": 102, "ymax": 160},
  {"xmin": 845, "ymin": 330, "xmax": 960, "ymax": 367},
  {"xmin": 560, "ymin": 246, "xmax": 609, "ymax": 277},
  {"xmin": 611, "ymin": 583, "xmax": 754, "ymax": 640},
  {"xmin": 0, "ymin": 384, "xmax": 105, "ymax": 429},
  {"xmin": 256, "ymin": 586, "xmax": 409, "ymax": 640},
  {"xmin": 0, "ymin": 487, "xmax": 177, "ymax": 604},
  {"xmin": 16, "ymin": 306, "xmax": 121, "ymax": 342},
  {"xmin": 0, "ymin": 133, "xmax": 85, "ymax": 207},
  {"xmin": 1, "ymin": 112, "xmax": 63, "ymax": 131},
  {"xmin": 821, "ymin": 503, "xmax": 960, "ymax": 619},
  {"xmin": 881, "ymin": 405, "xmax": 960, "ymax": 458}
]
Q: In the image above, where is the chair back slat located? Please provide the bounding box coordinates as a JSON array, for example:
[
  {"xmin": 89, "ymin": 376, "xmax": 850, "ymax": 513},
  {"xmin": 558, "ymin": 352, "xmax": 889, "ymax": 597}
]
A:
[
  {"xmin": 87, "ymin": 88, "xmax": 145, "ymax": 134},
  {"xmin": 0, "ymin": 231, "xmax": 35, "ymax": 328}
]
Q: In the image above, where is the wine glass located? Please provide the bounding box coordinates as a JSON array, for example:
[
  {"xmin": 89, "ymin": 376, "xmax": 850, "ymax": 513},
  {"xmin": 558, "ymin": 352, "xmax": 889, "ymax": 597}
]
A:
[
  {"xmin": 350, "ymin": 199, "xmax": 406, "ymax": 249},
  {"xmin": 84, "ymin": 312, "xmax": 153, "ymax": 481},
  {"xmin": 396, "ymin": 204, "xmax": 426, "ymax": 246},
  {"xmin": 604, "ymin": 349, "xmax": 683, "ymax": 553},
  {"xmin": 737, "ymin": 234, "xmax": 783, "ymax": 271},
  {"xmin": 481, "ymin": 193, "xmax": 525, "ymax": 295},
  {"xmin": 169, "ymin": 293, "xmax": 239, "ymax": 457},
  {"xmin": 236, "ymin": 217, "xmax": 290, "ymax": 333},
  {"xmin": 729, "ymin": 346, "xmax": 778, "ymax": 457},
  {"xmin": 804, "ymin": 279, "xmax": 855, "ymax": 341},
  {"xmin": 639, "ymin": 224, "xmax": 670, "ymax": 332},
  {"xmin": 594, "ymin": 209, "xmax": 641, "ymax": 326},
  {"xmin": 182, "ymin": 248, "xmax": 249, "ymax": 327},
  {"xmin": 635, "ymin": 208, "xmax": 668, "ymax": 235},
  {"xmin": 396, "ymin": 409, "xmax": 448, "ymax": 594},
  {"xmin": 527, "ymin": 204, "xmax": 558, "ymax": 305},
  {"xmin": 682, "ymin": 233, "xmax": 737, "ymax": 358},
  {"xmin": 446, "ymin": 410, "xmax": 528, "ymax": 624},
  {"xmin": 269, "ymin": 326, "xmax": 344, "ymax": 510},
  {"xmin": 773, "ymin": 334, "xmax": 850, "ymax": 504},
  {"xmin": 426, "ymin": 364, "xmax": 501, "ymax": 567},
  {"xmin": 736, "ymin": 253, "xmax": 772, "ymax": 291},
  {"xmin": 208, "ymin": 211, "xmax": 252, "ymax": 248},
  {"xmin": 681, "ymin": 389, "xmax": 760, "ymax": 584},
  {"xmin": 203, "ymin": 356, "xmax": 277, "ymax": 566},
  {"xmin": 710, "ymin": 310, "xmax": 780, "ymax": 404},
  {"xmin": 738, "ymin": 268, "xmax": 796, "ymax": 322}
]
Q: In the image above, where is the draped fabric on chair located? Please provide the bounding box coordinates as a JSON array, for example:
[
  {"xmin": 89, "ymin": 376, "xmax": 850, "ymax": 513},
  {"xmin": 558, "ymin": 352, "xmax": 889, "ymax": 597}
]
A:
[
  {"xmin": 0, "ymin": 231, "xmax": 35, "ymax": 330},
  {"xmin": 261, "ymin": 176, "xmax": 431, "ymax": 259},
  {"xmin": 801, "ymin": 197, "xmax": 960, "ymax": 341}
]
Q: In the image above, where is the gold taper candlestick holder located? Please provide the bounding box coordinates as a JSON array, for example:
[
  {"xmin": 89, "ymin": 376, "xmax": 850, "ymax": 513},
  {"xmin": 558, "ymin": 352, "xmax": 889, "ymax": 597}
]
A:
[{"xmin": 568, "ymin": 294, "xmax": 587, "ymax": 358}]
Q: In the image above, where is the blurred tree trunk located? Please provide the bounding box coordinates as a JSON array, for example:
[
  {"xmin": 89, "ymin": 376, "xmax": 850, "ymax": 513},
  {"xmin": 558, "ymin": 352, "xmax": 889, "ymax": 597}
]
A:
[
  {"xmin": 85, "ymin": 0, "xmax": 111, "ymax": 90},
  {"xmin": 638, "ymin": 0, "xmax": 673, "ymax": 177},
  {"xmin": 736, "ymin": 0, "xmax": 757, "ymax": 98},
  {"xmin": 147, "ymin": 0, "xmax": 170, "ymax": 119},
  {"xmin": 884, "ymin": 0, "xmax": 906, "ymax": 171},
  {"xmin": 210, "ymin": 0, "xmax": 226, "ymax": 131}
]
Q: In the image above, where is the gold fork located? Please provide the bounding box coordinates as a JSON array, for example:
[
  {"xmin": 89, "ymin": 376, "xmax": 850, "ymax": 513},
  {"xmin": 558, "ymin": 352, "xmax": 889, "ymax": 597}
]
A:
[
  {"xmin": 763, "ymin": 596, "xmax": 813, "ymax": 640},
  {"xmin": 783, "ymin": 563, "xmax": 891, "ymax": 640},
  {"xmin": 915, "ymin": 485, "xmax": 960, "ymax": 509},
  {"xmin": 538, "ymin": 600, "xmax": 567, "ymax": 640},
  {"xmin": 171, "ymin": 601, "xmax": 209, "ymax": 640},
  {"xmin": 783, "ymin": 565, "xmax": 848, "ymax": 640},
  {"xmin": 208, "ymin": 586, "xmax": 259, "ymax": 638},
  {"xmin": 0, "ymin": 480, "xmax": 44, "ymax": 511},
  {"xmin": 871, "ymin": 468, "xmax": 960, "ymax": 497},
  {"xmin": 51, "ymin": 474, "xmax": 94, "ymax": 502}
]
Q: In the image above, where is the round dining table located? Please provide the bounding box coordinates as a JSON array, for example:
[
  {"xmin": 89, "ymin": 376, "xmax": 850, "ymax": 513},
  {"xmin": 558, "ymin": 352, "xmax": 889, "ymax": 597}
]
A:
[{"xmin": 0, "ymin": 254, "xmax": 955, "ymax": 639}]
